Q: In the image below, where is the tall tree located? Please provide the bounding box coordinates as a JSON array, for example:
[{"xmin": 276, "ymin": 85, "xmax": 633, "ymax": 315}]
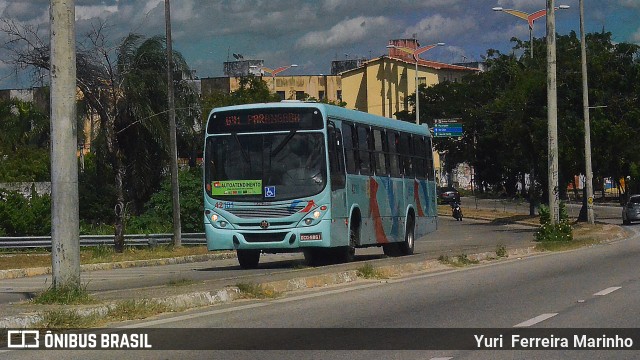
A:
[{"xmin": 1, "ymin": 20, "xmax": 199, "ymax": 250}]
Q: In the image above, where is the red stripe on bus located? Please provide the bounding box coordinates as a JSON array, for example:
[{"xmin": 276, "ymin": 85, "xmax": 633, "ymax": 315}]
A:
[
  {"xmin": 414, "ymin": 180, "xmax": 425, "ymax": 217},
  {"xmin": 369, "ymin": 178, "xmax": 389, "ymax": 244}
]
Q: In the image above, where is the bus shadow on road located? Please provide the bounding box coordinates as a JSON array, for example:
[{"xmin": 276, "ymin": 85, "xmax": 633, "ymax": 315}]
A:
[{"xmin": 194, "ymin": 253, "xmax": 387, "ymax": 272}]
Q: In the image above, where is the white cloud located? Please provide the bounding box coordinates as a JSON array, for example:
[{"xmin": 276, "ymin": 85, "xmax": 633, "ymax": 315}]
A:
[
  {"xmin": 296, "ymin": 16, "xmax": 391, "ymax": 50},
  {"xmin": 403, "ymin": 14, "xmax": 478, "ymax": 42},
  {"xmin": 632, "ymin": 28, "xmax": 640, "ymax": 44},
  {"xmin": 619, "ymin": 0, "xmax": 640, "ymax": 8}
]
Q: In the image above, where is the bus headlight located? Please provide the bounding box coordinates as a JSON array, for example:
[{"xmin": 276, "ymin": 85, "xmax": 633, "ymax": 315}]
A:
[
  {"xmin": 300, "ymin": 204, "xmax": 329, "ymax": 227},
  {"xmin": 209, "ymin": 212, "xmax": 232, "ymax": 229}
]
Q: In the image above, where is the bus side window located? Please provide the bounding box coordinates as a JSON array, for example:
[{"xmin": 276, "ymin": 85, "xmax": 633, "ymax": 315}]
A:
[
  {"xmin": 373, "ymin": 129, "xmax": 387, "ymax": 176},
  {"xmin": 357, "ymin": 125, "xmax": 371, "ymax": 175},
  {"xmin": 328, "ymin": 124, "xmax": 346, "ymax": 190},
  {"xmin": 426, "ymin": 136, "xmax": 435, "ymax": 180},
  {"xmin": 342, "ymin": 123, "xmax": 357, "ymax": 174},
  {"xmin": 399, "ymin": 133, "xmax": 413, "ymax": 177},
  {"xmin": 413, "ymin": 135, "xmax": 426, "ymax": 179},
  {"xmin": 387, "ymin": 131, "xmax": 400, "ymax": 177}
]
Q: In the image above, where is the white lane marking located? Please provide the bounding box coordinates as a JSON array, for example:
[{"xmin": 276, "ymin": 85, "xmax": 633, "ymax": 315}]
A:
[
  {"xmin": 594, "ymin": 287, "xmax": 621, "ymax": 296},
  {"xmin": 513, "ymin": 313, "xmax": 558, "ymax": 327},
  {"xmin": 430, "ymin": 358, "xmax": 453, "ymax": 360}
]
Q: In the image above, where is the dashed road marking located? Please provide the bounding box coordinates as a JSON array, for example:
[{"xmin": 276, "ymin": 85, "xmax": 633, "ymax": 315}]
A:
[
  {"xmin": 594, "ymin": 286, "xmax": 621, "ymax": 296},
  {"xmin": 513, "ymin": 313, "xmax": 558, "ymax": 327}
]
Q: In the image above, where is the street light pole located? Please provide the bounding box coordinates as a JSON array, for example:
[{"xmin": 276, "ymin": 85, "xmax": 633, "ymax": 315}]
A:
[
  {"xmin": 547, "ymin": 0, "xmax": 560, "ymax": 224},
  {"xmin": 165, "ymin": 0, "xmax": 182, "ymax": 247},
  {"xmin": 262, "ymin": 64, "xmax": 298, "ymax": 93},
  {"xmin": 493, "ymin": 5, "xmax": 569, "ymax": 60},
  {"xmin": 50, "ymin": 0, "xmax": 80, "ymax": 289},
  {"xmin": 580, "ymin": 0, "xmax": 595, "ymax": 224},
  {"xmin": 386, "ymin": 42, "xmax": 444, "ymax": 124}
]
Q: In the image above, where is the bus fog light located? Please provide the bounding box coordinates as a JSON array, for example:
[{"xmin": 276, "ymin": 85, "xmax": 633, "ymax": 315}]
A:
[
  {"xmin": 304, "ymin": 218, "xmax": 313, "ymax": 225},
  {"xmin": 313, "ymin": 211, "xmax": 321, "ymax": 219},
  {"xmin": 219, "ymin": 221, "xmax": 227, "ymax": 227}
]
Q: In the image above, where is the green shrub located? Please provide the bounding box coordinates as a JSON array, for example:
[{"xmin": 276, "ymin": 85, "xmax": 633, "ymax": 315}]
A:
[
  {"xmin": 0, "ymin": 188, "xmax": 51, "ymax": 236},
  {"xmin": 133, "ymin": 168, "xmax": 203, "ymax": 233},
  {"xmin": 535, "ymin": 203, "xmax": 573, "ymax": 242}
]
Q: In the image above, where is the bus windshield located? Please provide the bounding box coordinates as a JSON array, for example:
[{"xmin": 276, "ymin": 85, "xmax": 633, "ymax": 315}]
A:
[{"xmin": 205, "ymin": 132, "xmax": 326, "ymax": 202}]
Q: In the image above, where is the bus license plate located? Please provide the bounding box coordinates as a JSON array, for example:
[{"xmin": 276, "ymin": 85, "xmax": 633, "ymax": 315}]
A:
[{"xmin": 300, "ymin": 233, "xmax": 322, "ymax": 241}]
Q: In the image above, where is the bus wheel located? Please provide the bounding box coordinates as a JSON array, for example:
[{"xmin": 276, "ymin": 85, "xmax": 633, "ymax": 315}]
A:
[
  {"xmin": 303, "ymin": 249, "xmax": 322, "ymax": 266},
  {"xmin": 334, "ymin": 228, "xmax": 357, "ymax": 263},
  {"xmin": 383, "ymin": 243, "xmax": 401, "ymax": 257},
  {"xmin": 399, "ymin": 216, "xmax": 415, "ymax": 256},
  {"xmin": 237, "ymin": 249, "xmax": 260, "ymax": 269}
]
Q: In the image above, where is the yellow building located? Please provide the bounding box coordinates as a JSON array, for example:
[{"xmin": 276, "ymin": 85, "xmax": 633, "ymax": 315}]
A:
[
  {"xmin": 200, "ymin": 74, "xmax": 342, "ymax": 103},
  {"xmin": 341, "ymin": 39, "xmax": 480, "ymax": 118}
]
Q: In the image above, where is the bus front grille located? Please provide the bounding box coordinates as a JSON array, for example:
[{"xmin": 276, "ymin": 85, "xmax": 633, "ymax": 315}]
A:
[
  {"xmin": 227, "ymin": 205, "xmax": 305, "ymax": 219},
  {"xmin": 243, "ymin": 232, "xmax": 288, "ymax": 243}
]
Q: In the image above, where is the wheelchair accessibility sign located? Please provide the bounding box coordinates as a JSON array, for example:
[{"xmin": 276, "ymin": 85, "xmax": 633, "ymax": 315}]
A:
[{"xmin": 264, "ymin": 186, "xmax": 276, "ymax": 198}]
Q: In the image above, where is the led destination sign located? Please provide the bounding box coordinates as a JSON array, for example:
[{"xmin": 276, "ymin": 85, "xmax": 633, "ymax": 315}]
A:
[{"xmin": 208, "ymin": 107, "xmax": 324, "ymax": 134}]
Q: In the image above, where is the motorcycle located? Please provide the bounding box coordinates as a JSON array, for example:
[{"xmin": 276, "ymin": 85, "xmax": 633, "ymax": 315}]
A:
[{"xmin": 451, "ymin": 202, "xmax": 463, "ymax": 221}]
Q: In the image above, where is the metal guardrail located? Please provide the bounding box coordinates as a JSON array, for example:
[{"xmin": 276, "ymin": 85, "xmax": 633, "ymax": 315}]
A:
[{"xmin": 0, "ymin": 233, "xmax": 206, "ymax": 249}]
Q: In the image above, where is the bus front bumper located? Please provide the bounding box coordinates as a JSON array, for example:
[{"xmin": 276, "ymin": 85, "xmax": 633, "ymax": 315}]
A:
[{"xmin": 204, "ymin": 221, "xmax": 333, "ymax": 251}]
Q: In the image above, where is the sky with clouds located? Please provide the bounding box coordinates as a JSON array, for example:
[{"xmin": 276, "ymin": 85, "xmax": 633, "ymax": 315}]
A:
[{"xmin": 0, "ymin": 0, "xmax": 639, "ymax": 90}]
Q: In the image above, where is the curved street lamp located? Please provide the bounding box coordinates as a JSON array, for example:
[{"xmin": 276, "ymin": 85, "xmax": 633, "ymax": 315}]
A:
[
  {"xmin": 255, "ymin": 64, "xmax": 298, "ymax": 92},
  {"xmin": 386, "ymin": 42, "xmax": 445, "ymax": 124},
  {"xmin": 262, "ymin": 64, "xmax": 298, "ymax": 77},
  {"xmin": 493, "ymin": 5, "xmax": 569, "ymax": 59}
]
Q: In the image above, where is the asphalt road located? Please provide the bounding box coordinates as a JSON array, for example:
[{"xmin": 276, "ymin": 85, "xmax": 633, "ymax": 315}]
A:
[
  {"xmin": 2, "ymin": 222, "xmax": 638, "ymax": 360},
  {"xmin": 0, "ymin": 216, "xmax": 535, "ymax": 304}
]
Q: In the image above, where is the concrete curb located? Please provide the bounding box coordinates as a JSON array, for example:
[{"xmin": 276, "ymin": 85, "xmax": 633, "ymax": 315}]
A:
[{"xmin": 0, "ymin": 252, "xmax": 235, "ymax": 280}]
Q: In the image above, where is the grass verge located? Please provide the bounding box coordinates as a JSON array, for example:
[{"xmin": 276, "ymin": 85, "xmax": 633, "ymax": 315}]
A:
[
  {"xmin": 36, "ymin": 299, "xmax": 172, "ymax": 328},
  {"xmin": 438, "ymin": 254, "xmax": 480, "ymax": 267},
  {"xmin": 356, "ymin": 263, "xmax": 388, "ymax": 279},
  {"xmin": 33, "ymin": 283, "xmax": 95, "ymax": 305},
  {"xmin": 236, "ymin": 282, "xmax": 280, "ymax": 299},
  {"xmin": 0, "ymin": 245, "xmax": 217, "ymax": 271}
]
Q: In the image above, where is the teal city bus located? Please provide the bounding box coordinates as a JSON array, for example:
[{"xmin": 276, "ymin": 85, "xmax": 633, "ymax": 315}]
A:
[{"xmin": 203, "ymin": 102, "xmax": 437, "ymax": 268}]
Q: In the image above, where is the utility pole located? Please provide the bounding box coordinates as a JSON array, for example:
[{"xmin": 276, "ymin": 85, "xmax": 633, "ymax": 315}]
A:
[
  {"xmin": 50, "ymin": 0, "xmax": 80, "ymax": 287},
  {"xmin": 580, "ymin": 0, "xmax": 595, "ymax": 224},
  {"xmin": 547, "ymin": 0, "xmax": 560, "ymax": 224},
  {"xmin": 165, "ymin": 0, "xmax": 182, "ymax": 247}
]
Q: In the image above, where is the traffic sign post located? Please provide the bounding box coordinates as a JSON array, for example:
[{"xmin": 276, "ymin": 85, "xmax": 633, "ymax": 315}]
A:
[{"xmin": 433, "ymin": 118, "xmax": 463, "ymax": 137}]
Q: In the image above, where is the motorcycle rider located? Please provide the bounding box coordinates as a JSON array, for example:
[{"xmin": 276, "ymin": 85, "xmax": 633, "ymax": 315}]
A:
[{"xmin": 451, "ymin": 201, "xmax": 463, "ymax": 221}]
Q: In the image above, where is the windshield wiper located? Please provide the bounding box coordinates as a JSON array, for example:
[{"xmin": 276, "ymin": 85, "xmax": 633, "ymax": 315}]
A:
[
  {"xmin": 232, "ymin": 133, "xmax": 251, "ymax": 163},
  {"xmin": 271, "ymin": 130, "xmax": 297, "ymax": 157}
]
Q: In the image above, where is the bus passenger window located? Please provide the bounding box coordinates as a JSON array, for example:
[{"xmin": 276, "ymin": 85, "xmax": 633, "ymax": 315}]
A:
[
  {"xmin": 387, "ymin": 131, "xmax": 400, "ymax": 177},
  {"xmin": 413, "ymin": 135, "xmax": 426, "ymax": 179},
  {"xmin": 342, "ymin": 124, "xmax": 357, "ymax": 174},
  {"xmin": 373, "ymin": 129, "xmax": 387, "ymax": 175},
  {"xmin": 328, "ymin": 125, "xmax": 346, "ymax": 190},
  {"xmin": 426, "ymin": 137, "xmax": 435, "ymax": 180},
  {"xmin": 399, "ymin": 133, "xmax": 413, "ymax": 177},
  {"xmin": 357, "ymin": 125, "xmax": 371, "ymax": 175}
]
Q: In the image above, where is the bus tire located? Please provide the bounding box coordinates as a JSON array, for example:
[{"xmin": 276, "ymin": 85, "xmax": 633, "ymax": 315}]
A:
[
  {"xmin": 399, "ymin": 216, "xmax": 415, "ymax": 256},
  {"xmin": 303, "ymin": 249, "xmax": 322, "ymax": 266},
  {"xmin": 237, "ymin": 249, "xmax": 260, "ymax": 269},
  {"xmin": 334, "ymin": 236, "xmax": 356, "ymax": 263},
  {"xmin": 385, "ymin": 243, "xmax": 404, "ymax": 256}
]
